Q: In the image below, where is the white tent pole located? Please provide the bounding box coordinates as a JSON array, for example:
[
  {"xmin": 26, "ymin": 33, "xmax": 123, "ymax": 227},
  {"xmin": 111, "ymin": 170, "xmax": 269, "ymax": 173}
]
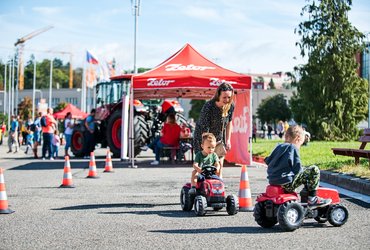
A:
[
  {"xmin": 3, "ymin": 63, "xmax": 7, "ymax": 115},
  {"xmin": 250, "ymin": 88, "xmax": 253, "ymax": 165},
  {"xmin": 120, "ymin": 79, "xmax": 130, "ymax": 160}
]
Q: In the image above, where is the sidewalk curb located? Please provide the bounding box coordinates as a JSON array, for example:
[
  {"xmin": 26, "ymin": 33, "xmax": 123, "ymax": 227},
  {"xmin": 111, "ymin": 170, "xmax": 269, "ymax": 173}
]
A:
[{"xmin": 320, "ymin": 170, "xmax": 370, "ymax": 196}]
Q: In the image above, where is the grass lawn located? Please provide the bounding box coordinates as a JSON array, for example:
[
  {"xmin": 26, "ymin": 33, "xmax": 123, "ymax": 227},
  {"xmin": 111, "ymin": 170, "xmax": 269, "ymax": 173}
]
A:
[{"xmin": 252, "ymin": 138, "xmax": 370, "ymax": 180}]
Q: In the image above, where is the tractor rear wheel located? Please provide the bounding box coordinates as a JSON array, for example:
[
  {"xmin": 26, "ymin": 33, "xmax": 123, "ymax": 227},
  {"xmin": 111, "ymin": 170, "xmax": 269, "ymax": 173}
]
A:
[
  {"xmin": 71, "ymin": 123, "xmax": 85, "ymax": 157},
  {"xmin": 106, "ymin": 111, "xmax": 122, "ymax": 157}
]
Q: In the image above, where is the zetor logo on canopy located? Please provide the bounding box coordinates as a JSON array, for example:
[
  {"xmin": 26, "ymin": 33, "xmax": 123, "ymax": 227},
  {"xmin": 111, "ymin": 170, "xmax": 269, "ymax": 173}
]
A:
[
  {"xmin": 147, "ymin": 78, "xmax": 175, "ymax": 86},
  {"xmin": 209, "ymin": 78, "xmax": 237, "ymax": 86},
  {"xmin": 165, "ymin": 64, "xmax": 216, "ymax": 71}
]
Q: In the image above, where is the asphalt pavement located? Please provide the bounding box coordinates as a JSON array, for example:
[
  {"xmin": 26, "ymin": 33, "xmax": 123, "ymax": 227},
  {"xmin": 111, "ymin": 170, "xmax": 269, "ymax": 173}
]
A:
[{"xmin": 0, "ymin": 139, "xmax": 369, "ymax": 249}]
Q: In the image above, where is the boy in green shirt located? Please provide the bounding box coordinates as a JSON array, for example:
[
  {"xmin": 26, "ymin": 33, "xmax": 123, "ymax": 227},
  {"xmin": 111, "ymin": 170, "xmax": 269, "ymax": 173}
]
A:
[{"xmin": 190, "ymin": 133, "xmax": 220, "ymax": 194}]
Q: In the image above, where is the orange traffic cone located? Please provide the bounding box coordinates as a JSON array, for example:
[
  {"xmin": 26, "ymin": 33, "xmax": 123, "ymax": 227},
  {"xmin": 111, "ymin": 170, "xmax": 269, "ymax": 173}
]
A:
[
  {"xmin": 238, "ymin": 165, "xmax": 254, "ymax": 212},
  {"xmin": 86, "ymin": 152, "xmax": 99, "ymax": 178},
  {"xmin": 0, "ymin": 168, "xmax": 15, "ymax": 214},
  {"xmin": 103, "ymin": 147, "xmax": 114, "ymax": 173},
  {"xmin": 60, "ymin": 156, "xmax": 75, "ymax": 188}
]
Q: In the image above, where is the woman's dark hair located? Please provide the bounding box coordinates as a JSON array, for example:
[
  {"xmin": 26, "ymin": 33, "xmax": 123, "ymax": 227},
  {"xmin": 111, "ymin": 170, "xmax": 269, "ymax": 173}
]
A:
[{"xmin": 65, "ymin": 112, "xmax": 72, "ymax": 119}]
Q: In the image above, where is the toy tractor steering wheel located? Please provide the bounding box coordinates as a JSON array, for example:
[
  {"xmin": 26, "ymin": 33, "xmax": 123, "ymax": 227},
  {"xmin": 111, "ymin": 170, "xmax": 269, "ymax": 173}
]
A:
[{"xmin": 201, "ymin": 165, "xmax": 217, "ymax": 177}]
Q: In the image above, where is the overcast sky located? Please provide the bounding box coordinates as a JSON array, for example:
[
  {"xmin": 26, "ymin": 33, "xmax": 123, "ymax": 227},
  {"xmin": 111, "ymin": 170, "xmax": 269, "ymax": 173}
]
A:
[{"xmin": 0, "ymin": 0, "xmax": 369, "ymax": 74}]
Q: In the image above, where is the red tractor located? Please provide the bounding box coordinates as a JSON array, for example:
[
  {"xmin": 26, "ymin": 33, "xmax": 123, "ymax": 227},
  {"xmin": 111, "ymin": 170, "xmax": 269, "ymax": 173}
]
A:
[
  {"xmin": 253, "ymin": 185, "xmax": 349, "ymax": 231},
  {"xmin": 71, "ymin": 74, "xmax": 189, "ymax": 158}
]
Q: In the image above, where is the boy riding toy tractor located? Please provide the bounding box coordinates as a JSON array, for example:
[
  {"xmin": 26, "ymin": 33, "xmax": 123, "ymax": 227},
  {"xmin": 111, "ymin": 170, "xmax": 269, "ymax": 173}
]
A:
[
  {"xmin": 253, "ymin": 185, "xmax": 349, "ymax": 231},
  {"xmin": 180, "ymin": 166, "xmax": 239, "ymax": 216}
]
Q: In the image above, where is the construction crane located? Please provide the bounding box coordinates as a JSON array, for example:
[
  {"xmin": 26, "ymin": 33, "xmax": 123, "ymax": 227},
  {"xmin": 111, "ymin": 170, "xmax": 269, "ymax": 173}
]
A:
[{"xmin": 14, "ymin": 25, "xmax": 54, "ymax": 90}]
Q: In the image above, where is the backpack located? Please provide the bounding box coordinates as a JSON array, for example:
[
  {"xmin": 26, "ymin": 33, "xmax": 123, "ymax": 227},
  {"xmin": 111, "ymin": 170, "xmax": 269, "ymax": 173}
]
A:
[{"xmin": 40, "ymin": 116, "xmax": 47, "ymax": 127}]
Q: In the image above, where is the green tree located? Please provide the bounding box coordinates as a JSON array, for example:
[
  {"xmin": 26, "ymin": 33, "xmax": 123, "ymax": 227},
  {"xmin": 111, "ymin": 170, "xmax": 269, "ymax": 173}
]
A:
[
  {"xmin": 257, "ymin": 94, "xmax": 292, "ymax": 124},
  {"xmin": 53, "ymin": 102, "xmax": 68, "ymax": 113},
  {"xmin": 17, "ymin": 96, "xmax": 33, "ymax": 120},
  {"xmin": 189, "ymin": 100, "xmax": 206, "ymax": 121},
  {"xmin": 292, "ymin": 0, "xmax": 367, "ymax": 140},
  {"xmin": 255, "ymin": 76, "xmax": 264, "ymax": 83},
  {"xmin": 23, "ymin": 56, "xmax": 82, "ymax": 89}
]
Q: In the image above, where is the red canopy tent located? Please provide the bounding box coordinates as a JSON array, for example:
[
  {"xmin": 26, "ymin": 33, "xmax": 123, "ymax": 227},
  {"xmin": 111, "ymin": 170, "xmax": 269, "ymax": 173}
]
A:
[
  {"xmin": 53, "ymin": 103, "xmax": 88, "ymax": 120},
  {"xmin": 132, "ymin": 43, "xmax": 251, "ymax": 99},
  {"xmin": 126, "ymin": 44, "xmax": 252, "ymax": 166}
]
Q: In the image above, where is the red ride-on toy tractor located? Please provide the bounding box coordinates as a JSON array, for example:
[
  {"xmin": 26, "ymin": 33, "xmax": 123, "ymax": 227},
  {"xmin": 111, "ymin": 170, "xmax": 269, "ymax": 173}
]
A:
[
  {"xmin": 180, "ymin": 166, "xmax": 239, "ymax": 216},
  {"xmin": 253, "ymin": 185, "xmax": 348, "ymax": 231}
]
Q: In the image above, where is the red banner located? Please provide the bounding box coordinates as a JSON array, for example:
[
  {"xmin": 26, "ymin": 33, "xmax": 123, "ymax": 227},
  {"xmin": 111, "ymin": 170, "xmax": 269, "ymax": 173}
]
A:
[{"xmin": 225, "ymin": 91, "xmax": 251, "ymax": 165}]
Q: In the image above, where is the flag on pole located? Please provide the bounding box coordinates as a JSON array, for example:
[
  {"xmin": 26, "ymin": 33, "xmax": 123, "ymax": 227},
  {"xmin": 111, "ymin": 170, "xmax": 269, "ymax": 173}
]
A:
[
  {"xmin": 86, "ymin": 50, "xmax": 99, "ymax": 64},
  {"xmin": 107, "ymin": 60, "xmax": 116, "ymax": 77},
  {"xmin": 86, "ymin": 67, "xmax": 97, "ymax": 88}
]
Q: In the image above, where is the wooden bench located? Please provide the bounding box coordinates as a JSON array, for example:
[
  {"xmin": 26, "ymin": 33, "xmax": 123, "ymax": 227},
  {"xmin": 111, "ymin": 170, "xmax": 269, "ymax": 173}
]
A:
[
  {"xmin": 332, "ymin": 128, "xmax": 370, "ymax": 166},
  {"xmin": 161, "ymin": 137, "xmax": 194, "ymax": 164},
  {"xmin": 161, "ymin": 146, "xmax": 180, "ymax": 164}
]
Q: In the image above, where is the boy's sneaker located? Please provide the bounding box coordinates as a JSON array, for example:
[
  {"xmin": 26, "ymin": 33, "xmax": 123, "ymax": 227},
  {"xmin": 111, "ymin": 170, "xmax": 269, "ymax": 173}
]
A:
[
  {"xmin": 140, "ymin": 145, "xmax": 149, "ymax": 151},
  {"xmin": 150, "ymin": 160, "xmax": 159, "ymax": 165},
  {"xmin": 308, "ymin": 196, "xmax": 332, "ymax": 209},
  {"xmin": 189, "ymin": 187, "xmax": 196, "ymax": 195}
]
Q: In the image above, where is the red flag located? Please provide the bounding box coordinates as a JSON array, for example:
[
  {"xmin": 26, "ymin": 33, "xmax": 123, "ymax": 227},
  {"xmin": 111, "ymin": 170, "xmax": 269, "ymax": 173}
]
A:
[{"xmin": 86, "ymin": 50, "xmax": 99, "ymax": 64}]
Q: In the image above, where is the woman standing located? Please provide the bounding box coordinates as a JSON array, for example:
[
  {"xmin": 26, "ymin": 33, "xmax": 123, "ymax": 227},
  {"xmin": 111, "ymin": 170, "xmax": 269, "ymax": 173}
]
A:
[
  {"xmin": 64, "ymin": 112, "xmax": 74, "ymax": 157},
  {"xmin": 193, "ymin": 83, "xmax": 235, "ymax": 178}
]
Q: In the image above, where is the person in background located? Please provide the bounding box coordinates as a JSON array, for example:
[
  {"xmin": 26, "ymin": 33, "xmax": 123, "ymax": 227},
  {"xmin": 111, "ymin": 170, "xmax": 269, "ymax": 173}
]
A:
[
  {"xmin": 0, "ymin": 122, "xmax": 6, "ymax": 145},
  {"xmin": 193, "ymin": 83, "xmax": 235, "ymax": 179},
  {"xmin": 252, "ymin": 122, "xmax": 257, "ymax": 143},
  {"xmin": 267, "ymin": 124, "xmax": 273, "ymax": 140},
  {"xmin": 262, "ymin": 123, "xmax": 267, "ymax": 139},
  {"xmin": 64, "ymin": 112, "xmax": 74, "ymax": 157},
  {"xmin": 142, "ymin": 113, "xmax": 181, "ymax": 165},
  {"xmin": 32, "ymin": 112, "xmax": 42, "ymax": 159},
  {"xmin": 180, "ymin": 122, "xmax": 191, "ymax": 138},
  {"xmin": 7, "ymin": 115, "xmax": 19, "ymax": 153},
  {"xmin": 42, "ymin": 108, "xmax": 57, "ymax": 160},
  {"xmin": 24, "ymin": 130, "xmax": 34, "ymax": 155},
  {"xmin": 52, "ymin": 130, "xmax": 61, "ymax": 158},
  {"xmin": 83, "ymin": 109, "xmax": 96, "ymax": 159},
  {"xmin": 277, "ymin": 120, "xmax": 284, "ymax": 139}
]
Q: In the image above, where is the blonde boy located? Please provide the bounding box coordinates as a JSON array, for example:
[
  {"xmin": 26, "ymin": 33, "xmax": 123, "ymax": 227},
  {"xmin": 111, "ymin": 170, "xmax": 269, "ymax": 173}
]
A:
[{"xmin": 265, "ymin": 125, "xmax": 331, "ymax": 208}]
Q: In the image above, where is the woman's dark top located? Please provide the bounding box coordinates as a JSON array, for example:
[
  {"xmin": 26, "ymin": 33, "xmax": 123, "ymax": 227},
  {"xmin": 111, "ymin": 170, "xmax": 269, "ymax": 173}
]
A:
[{"xmin": 193, "ymin": 99, "xmax": 234, "ymax": 153}]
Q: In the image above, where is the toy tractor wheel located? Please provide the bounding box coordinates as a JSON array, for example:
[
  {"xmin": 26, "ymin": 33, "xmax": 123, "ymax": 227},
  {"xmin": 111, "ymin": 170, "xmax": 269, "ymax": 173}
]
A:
[
  {"xmin": 180, "ymin": 187, "xmax": 194, "ymax": 211},
  {"xmin": 253, "ymin": 202, "xmax": 277, "ymax": 228},
  {"xmin": 327, "ymin": 204, "xmax": 348, "ymax": 227},
  {"xmin": 194, "ymin": 195, "xmax": 207, "ymax": 216},
  {"xmin": 277, "ymin": 201, "xmax": 304, "ymax": 231},
  {"xmin": 226, "ymin": 194, "xmax": 239, "ymax": 215},
  {"xmin": 314, "ymin": 206, "xmax": 329, "ymax": 223}
]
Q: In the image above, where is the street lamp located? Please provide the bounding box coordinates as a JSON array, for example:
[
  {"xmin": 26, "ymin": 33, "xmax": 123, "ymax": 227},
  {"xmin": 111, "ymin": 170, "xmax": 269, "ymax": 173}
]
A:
[
  {"xmin": 32, "ymin": 57, "xmax": 36, "ymax": 121},
  {"xmin": 49, "ymin": 58, "xmax": 53, "ymax": 108},
  {"xmin": 128, "ymin": 0, "xmax": 140, "ymax": 167},
  {"xmin": 132, "ymin": 0, "xmax": 140, "ymax": 74}
]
